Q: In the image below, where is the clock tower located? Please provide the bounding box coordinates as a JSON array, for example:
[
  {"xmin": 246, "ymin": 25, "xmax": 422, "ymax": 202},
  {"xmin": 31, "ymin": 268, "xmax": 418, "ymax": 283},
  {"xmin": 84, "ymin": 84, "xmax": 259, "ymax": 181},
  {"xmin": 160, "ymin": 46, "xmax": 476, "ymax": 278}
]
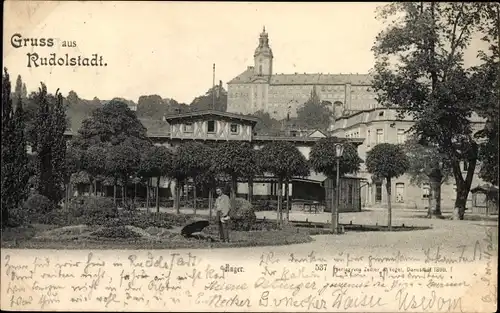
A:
[{"xmin": 254, "ymin": 26, "xmax": 273, "ymax": 77}]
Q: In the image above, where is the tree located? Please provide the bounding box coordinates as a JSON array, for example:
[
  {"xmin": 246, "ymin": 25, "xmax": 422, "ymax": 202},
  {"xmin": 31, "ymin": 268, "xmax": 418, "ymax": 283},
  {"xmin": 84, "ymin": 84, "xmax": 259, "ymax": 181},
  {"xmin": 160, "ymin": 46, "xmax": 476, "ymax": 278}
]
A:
[
  {"xmin": 165, "ymin": 98, "xmax": 191, "ymax": 115},
  {"xmin": 1, "ymin": 69, "xmax": 29, "ymax": 227},
  {"xmin": 472, "ymin": 3, "xmax": 500, "ymax": 186},
  {"xmin": 310, "ymin": 138, "xmax": 362, "ymax": 178},
  {"xmin": 170, "ymin": 149, "xmax": 188, "ymax": 214},
  {"xmin": 366, "ymin": 143, "xmax": 409, "ymax": 230},
  {"xmin": 105, "ymin": 144, "xmax": 140, "ymax": 207},
  {"xmin": 136, "ymin": 95, "xmax": 168, "ymax": 119},
  {"xmin": 296, "ymin": 86, "xmax": 333, "ymax": 131},
  {"xmin": 64, "ymin": 90, "xmax": 103, "ymax": 132},
  {"xmin": 13, "ymin": 75, "xmax": 25, "ymax": 108},
  {"xmin": 31, "ymin": 83, "xmax": 68, "ymax": 204},
  {"xmin": 310, "ymin": 137, "xmax": 362, "ymax": 231},
  {"xmin": 172, "ymin": 142, "xmax": 212, "ymax": 214},
  {"xmin": 138, "ymin": 145, "xmax": 173, "ymax": 213},
  {"xmin": 193, "ymin": 144, "xmax": 224, "ymax": 219},
  {"xmin": 247, "ymin": 110, "xmax": 282, "ymax": 135},
  {"xmin": 73, "ymin": 100, "xmax": 151, "ymax": 203},
  {"xmin": 82, "ymin": 145, "xmax": 107, "ymax": 196},
  {"xmin": 75, "ymin": 100, "xmax": 151, "ymax": 150},
  {"xmin": 190, "ymin": 82, "xmax": 227, "ymax": 112},
  {"xmin": 404, "ymin": 135, "xmax": 453, "ymax": 217},
  {"xmin": 211, "ymin": 141, "xmax": 257, "ymax": 201},
  {"xmin": 64, "ymin": 143, "xmax": 83, "ymax": 208},
  {"xmin": 259, "ymin": 141, "xmax": 310, "ymax": 224},
  {"xmin": 372, "ymin": 3, "xmax": 487, "ymax": 219}
]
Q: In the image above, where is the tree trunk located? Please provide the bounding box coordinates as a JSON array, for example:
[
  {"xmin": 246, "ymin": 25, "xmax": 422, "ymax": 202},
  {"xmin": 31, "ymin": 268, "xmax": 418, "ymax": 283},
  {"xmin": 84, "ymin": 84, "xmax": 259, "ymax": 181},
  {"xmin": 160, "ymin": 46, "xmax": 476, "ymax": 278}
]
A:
[
  {"xmin": 113, "ymin": 183, "xmax": 117, "ymax": 208},
  {"xmin": 134, "ymin": 182, "xmax": 137, "ymax": 208},
  {"xmin": 156, "ymin": 176, "xmax": 160, "ymax": 213},
  {"xmin": 453, "ymin": 187, "xmax": 469, "ymax": 220},
  {"xmin": 94, "ymin": 180, "xmax": 97, "ymax": 197},
  {"xmin": 230, "ymin": 175, "xmax": 237, "ymax": 201},
  {"xmin": 277, "ymin": 178, "xmax": 283, "ymax": 226},
  {"xmin": 208, "ymin": 188, "xmax": 213, "ymax": 220},
  {"xmin": 193, "ymin": 182, "xmax": 197, "ymax": 215},
  {"xmin": 386, "ymin": 177, "xmax": 392, "ymax": 231},
  {"xmin": 451, "ymin": 153, "xmax": 477, "ymax": 220},
  {"xmin": 146, "ymin": 179, "xmax": 150, "ymax": 213},
  {"xmin": 248, "ymin": 177, "xmax": 254, "ymax": 203},
  {"xmin": 428, "ymin": 172, "xmax": 443, "ymax": 218},
  {"xmin": 174, "ymin": 179, "xmax": 180, "ymax": 214},
  {"xmin": 284, "ymin": 179, "xmax": 290, "ymax": 223},
  {"xmin": 89, "ymin": 178, "xmax": 93, "ymax": 196},
  {"xmin": 64, "ymin": 183, "xmax": 69, "ymax": 210}
]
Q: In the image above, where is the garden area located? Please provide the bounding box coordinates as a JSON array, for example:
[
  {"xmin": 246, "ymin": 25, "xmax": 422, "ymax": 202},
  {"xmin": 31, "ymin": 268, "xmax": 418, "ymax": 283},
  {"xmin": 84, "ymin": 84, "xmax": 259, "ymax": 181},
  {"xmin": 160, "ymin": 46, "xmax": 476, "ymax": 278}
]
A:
[{"xmin": 1, "ymin": 194, "xmax": 313, "ymax": 249}]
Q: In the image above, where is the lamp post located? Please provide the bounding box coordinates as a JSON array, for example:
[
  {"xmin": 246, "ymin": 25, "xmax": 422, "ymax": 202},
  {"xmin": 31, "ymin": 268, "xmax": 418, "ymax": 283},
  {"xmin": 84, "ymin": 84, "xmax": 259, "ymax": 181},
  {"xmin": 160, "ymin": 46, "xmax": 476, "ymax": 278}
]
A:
[{"xmin": 332, "ymin": 143, "xmax": 344, "ymax": 234}]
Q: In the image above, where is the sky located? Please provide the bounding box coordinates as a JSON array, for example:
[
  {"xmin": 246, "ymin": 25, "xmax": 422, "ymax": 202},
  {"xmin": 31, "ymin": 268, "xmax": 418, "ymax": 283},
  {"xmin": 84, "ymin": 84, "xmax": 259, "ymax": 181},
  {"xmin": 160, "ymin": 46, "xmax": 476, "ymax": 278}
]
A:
[{"xmin": 3, "ymin": 1, "xmax": 486, "ymax": 104}]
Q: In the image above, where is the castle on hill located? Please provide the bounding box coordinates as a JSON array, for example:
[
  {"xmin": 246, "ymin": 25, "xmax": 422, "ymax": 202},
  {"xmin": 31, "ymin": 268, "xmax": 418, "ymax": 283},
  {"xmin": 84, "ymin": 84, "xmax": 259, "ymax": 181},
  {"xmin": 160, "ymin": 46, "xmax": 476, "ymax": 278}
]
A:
[{"xmin": 226, "ymin": 27, "xmax": 379, "ymax": 121}]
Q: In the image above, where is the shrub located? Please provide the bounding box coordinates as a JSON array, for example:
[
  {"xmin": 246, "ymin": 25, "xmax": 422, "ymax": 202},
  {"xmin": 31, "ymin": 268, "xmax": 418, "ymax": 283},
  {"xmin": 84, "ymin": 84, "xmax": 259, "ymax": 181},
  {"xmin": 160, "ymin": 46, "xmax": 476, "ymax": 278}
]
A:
[
  {"xmin": 16, "ymin": 194, "xmax": 57, "ymax": 224},
  {"xmin": 41, "ymin": 208, "xmax": 85, "ymax": 226},
  {"xmin": 23, "ymin": 194, "xmax": 55, "ymax": 215},
  {"xmin": 91, "ymin": 226, "xmax": 142, "ymax": 239},
  {"xmin": 70, "ymin": 196, "xmax": 117, "ymax": 226},
  {"xmin": 228, "ymin": 198, "xmax": 256, "ymax": 231},
  {"xmin": 104, "ymin": 212, "xmax": 175, "ymax": 229}
]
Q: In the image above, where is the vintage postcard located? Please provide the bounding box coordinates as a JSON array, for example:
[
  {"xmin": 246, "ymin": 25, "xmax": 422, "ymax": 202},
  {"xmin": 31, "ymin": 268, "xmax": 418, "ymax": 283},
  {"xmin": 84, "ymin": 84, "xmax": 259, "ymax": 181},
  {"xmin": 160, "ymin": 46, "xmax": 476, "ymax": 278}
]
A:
[{"xmin": 2, "ymin": 1, "xmax": 498, "ymax": 312}]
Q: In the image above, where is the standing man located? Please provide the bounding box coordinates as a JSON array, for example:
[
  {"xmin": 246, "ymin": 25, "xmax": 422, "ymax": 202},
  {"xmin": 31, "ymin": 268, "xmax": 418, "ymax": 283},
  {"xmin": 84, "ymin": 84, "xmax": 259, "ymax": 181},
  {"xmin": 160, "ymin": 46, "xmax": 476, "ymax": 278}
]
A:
[{"xmin": 215, "ymin": 186, "xmax": 231, "ymax": 242}]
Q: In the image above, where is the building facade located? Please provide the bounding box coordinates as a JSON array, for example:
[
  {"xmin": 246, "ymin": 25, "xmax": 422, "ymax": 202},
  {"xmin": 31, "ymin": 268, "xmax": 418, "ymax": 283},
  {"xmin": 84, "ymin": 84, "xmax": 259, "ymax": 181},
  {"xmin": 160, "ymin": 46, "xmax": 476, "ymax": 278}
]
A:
[
  {"xmin": 155, "ymin": 110, "xmax": 362, "ymax": 212},
  {"xmin": 331, "ymin": 108, "xmax": 488, "ymax": 210},
  {"xmin": 227, "ymin": 27, "xmax": 378, "ymax": 121}
]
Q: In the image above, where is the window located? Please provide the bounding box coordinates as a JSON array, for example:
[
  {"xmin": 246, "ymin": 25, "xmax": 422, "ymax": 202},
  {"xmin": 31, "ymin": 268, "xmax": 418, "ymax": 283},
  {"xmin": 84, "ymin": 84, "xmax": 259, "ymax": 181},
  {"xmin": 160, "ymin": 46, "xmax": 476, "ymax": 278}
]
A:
[
  {"xmin": 207, "ymin": 120, "xmax": 216, "ymax": 133},
  {"xmin": 259, "ymin": 65, "xmax": 263, "ymax": 75},
  {"xmin": 376, "ymin": 129, "xmax": 384, "ymax": 144},
  {"xmin": 183, "ymin": 122, "xmax": 193, "ymax": 133},
  {"xmin": 396, "ymin": 183, "xmax": 405, "ymax": 203},
  {"xmin": 397, "ymin": 129, "xmax": 406, "ymax": 144},
  {"xmin": 422, "ymin": 183, "xmax": 430, "ymax": 199},
  {"xmin": 230, "ymin": 123, "xmax": 239, "ymax": 134},
  {"xmin": 367, "ymin": 130, "xmax": 371, "ymax": 147},
  {"xmin": 375, "ymin": 183, "xmax": 382, "ymax": 203}
]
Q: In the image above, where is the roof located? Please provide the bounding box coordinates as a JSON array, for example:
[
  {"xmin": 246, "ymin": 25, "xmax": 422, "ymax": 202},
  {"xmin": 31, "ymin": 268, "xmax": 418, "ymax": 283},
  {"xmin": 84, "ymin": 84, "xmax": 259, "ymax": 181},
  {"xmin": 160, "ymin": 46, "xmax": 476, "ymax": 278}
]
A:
[
  {"xmin": 307, "ymin": 129, "xmax": 327, "ymax": 138},
  {"xmin": 227, "ymin": 67, "xmax": 258, "ymax": 84},
  {"xmin": 228, "ymin": 70, "xmax": 373, "ymax": 85},
  {"xmin": 270, "ymin": 73, "xmax": 373, "ymax": 85},
  {"xmin": 163, "ymin": 110, "xmax": 260, "ymax": 125},
  {"xmin": 138, "ymin": 118, "xmax": 171, "ymax": 137},
  {"xmin": 253, "ymin": 135, "xmax": 364, "ymax": 146}
]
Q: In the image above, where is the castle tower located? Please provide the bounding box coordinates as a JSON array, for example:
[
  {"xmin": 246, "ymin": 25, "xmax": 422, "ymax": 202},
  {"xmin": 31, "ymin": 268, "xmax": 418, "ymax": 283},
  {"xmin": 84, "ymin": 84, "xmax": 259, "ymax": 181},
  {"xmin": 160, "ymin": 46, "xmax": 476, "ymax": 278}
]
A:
[{"xmin": 254, "ymin": 26, "xmax": 273, "ymax": 76}]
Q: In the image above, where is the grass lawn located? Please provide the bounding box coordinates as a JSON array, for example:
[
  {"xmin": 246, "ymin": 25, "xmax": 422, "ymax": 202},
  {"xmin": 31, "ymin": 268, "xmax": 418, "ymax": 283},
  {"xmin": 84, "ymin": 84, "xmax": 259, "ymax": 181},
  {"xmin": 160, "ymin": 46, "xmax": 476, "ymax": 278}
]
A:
[{"xmin": 1, "ymin": 222, "xmax": 313, "ymax": 250}]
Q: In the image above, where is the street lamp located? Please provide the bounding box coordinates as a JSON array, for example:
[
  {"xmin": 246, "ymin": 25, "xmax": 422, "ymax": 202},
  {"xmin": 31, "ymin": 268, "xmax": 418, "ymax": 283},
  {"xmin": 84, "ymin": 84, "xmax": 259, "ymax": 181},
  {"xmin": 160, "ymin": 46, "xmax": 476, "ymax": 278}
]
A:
[{"xmin": 332, "ymin": 143, "xmax": 344, "ymax": 234}]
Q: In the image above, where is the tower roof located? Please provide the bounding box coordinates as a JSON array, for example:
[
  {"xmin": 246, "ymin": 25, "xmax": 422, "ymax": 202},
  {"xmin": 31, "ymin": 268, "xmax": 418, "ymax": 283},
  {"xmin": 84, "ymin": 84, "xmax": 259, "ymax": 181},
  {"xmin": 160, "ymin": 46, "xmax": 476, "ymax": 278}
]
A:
[{"xmin": 254, "ymin": 26, "xmax": 273, "ymax": 58}]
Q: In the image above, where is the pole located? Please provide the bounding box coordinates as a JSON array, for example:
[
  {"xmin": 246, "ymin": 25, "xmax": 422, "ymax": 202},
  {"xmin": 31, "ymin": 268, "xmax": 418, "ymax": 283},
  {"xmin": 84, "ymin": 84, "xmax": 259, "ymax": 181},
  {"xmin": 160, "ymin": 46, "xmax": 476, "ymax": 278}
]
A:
[
  {"xmin": 331, "ymin": 181, "xmax": 336, "ymax": 233},
  {"xmin": 212, "ymin": 63, "xmax": 216, "ymax": 110},
  {"xmin": 335, "ymin": 158, "xmax": 341, "ymax": 233}
]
